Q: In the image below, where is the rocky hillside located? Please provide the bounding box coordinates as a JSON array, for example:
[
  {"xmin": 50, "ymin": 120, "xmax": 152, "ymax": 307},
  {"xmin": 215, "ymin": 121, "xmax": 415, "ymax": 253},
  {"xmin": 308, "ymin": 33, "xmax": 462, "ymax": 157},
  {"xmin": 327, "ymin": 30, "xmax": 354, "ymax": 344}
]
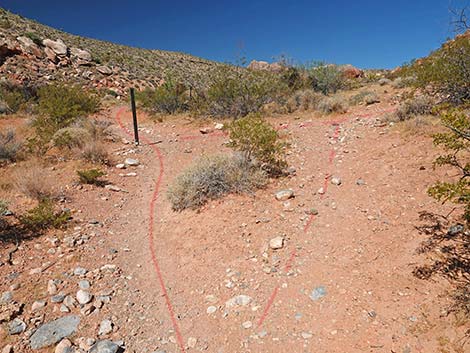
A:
[{"xmin": 0, "ymin": 8, "xmax": 225, "ymax": 95}]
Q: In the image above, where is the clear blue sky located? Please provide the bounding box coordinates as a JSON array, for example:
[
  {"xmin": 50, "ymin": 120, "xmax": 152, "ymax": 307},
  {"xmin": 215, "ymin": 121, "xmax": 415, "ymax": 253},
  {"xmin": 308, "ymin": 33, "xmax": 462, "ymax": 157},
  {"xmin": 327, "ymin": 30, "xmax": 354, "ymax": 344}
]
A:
[{"xmin": 1, "ymin": 0, "xmax": 464, "ymax": 68}]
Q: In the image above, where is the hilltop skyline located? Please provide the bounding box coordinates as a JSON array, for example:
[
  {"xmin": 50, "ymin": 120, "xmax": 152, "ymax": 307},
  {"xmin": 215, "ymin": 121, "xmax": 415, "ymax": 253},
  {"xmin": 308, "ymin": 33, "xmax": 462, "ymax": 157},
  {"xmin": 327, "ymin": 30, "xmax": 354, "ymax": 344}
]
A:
[{"xmin": 1, "ymin": 0, "xmax": 465, "ymax": 68}]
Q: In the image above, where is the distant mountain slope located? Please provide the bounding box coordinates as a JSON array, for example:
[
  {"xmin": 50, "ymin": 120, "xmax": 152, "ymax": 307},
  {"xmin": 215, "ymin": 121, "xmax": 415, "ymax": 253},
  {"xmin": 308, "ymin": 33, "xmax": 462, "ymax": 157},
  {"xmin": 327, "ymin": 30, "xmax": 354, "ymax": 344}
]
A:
[{"xmin": 0, "ymin": 8, "xmax": 227, "ymax": 94}]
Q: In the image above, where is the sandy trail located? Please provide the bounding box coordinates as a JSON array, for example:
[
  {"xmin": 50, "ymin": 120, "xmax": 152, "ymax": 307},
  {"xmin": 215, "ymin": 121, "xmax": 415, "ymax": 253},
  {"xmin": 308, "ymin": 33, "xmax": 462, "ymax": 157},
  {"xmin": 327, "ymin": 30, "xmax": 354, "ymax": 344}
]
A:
[{"xmin": 109, "ymin": 103, "xmax": 456, "ymax": 353}]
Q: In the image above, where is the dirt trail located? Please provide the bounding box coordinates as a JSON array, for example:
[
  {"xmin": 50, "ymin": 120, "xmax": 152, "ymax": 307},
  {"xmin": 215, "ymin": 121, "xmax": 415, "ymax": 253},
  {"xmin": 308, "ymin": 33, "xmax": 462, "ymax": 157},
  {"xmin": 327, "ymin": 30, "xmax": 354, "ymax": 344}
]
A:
[{"xmin": 107, "ymin": 103, "xmax": 457, "ymax": 353}]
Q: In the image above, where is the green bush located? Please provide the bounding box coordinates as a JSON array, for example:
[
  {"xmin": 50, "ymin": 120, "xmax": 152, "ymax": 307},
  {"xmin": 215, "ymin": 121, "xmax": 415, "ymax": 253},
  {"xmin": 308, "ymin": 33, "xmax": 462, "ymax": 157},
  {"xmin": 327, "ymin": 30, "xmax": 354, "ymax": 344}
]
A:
[
  {"xmin": 403, "ymin": 35, "xmax": 470, "ymax": 103},
  {"xmin": 350, "ymin": 91, "xmax": 378, "ymax": 105},
  {"xmin": 77, "ymin": 168, "xmax": 105, "ymax": 185},
  {"xmin": 317, "ymin": 96, "xmax": 348, "ymax": 114},
  {"xmin": 33, "ymin": 84, "xmax": 100, "ymax": 146},
  {"xmin": 168, "ymin": 154, "xmax": 267, "ymax": 211},
  {"xmin": 395, "ymin": 96, "xmax": 433, "ymax": 121},
  {"xmin": 25, "ymin": 32, "xmax": 43, "ymax": 46},
  {"xmin": 0, "ymin": 129, "xmax": 21, "ymax": 162},
  {"xmin": 0, "ymin": 81, "xmax": 38, "ymax": 114},
  {"xmin": 194, "ymin": 66, "xmax": 287, "ymax": 118},
  {"xmin": 137, "ymin": 77, "xmax": 187, "ymax": 115},
  {"xmin": 307, "ymin": 62, "xmax": 345, "ymax": 95},
  {"xmin": 20, "ymin": 199, "xmax": 70, "ymax": 230},
  {"xmin": 228, "ymin": 113, "xmax": 287, "ymax": 175},
  {"xmin": 428, "ymin": 108, "xmax": 470, "ymax": 222}
]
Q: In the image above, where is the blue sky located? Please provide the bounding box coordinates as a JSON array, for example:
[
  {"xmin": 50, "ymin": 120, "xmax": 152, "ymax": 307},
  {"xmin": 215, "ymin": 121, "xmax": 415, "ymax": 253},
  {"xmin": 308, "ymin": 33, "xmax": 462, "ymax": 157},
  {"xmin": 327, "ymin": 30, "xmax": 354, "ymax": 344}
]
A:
[{"xmin": 1, "ymin": 0, "xmax": 464, "ymax": 68}]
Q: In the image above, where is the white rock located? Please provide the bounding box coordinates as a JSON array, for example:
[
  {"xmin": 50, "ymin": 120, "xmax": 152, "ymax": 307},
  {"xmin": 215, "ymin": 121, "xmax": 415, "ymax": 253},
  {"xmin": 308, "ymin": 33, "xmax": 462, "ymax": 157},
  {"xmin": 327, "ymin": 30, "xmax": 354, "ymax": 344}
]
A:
[
  {"xmin": 214, "ymin": 123, "xmax": 224, "ymax": 130},
  {"xmin": 187, "ymin": 337, "xmax": 197, "ymax": 348},
  {"xmin": 275, "ymin": 189, "xmax": 294, "ymax": 201},
  {"xmin": 225, "ymin": 294, "xmax": 252, "ymax": 308},
  {"xmin": 331, "ymin": 176, "xmax": 342, "ymax": 185},
  {"xmin": 242, "ymin": 321, "xmax": 253, "ymax": 329},
  {"xmin": 124, "ymin": 158, "xmax": 139, "ymax": 166},
  {"xmin": 76, "ymin": 290, "xmax": 92, "ymax": 305},
  {"xmin": 31, "ymin": 300, "xmax": 46, "ymax": 312},
  {"xmin": 269, "ymin": 236, "xmax": 284, "ymax": 250},
  {"xmin": 98, "ymin": 319, "xmax": 113, "ymax": 336},
  {"xmin": 115, "ymin": 163, "xmax": 126, "ymax": 169},
  {"xmin": 55, "ymin": 339, "xmax": 72, "ymax": 353},
  {"xmin": 207, "ymin": 306, "xmax": 217, "ymax": 314},
  {"xmin": 43, "ymin": 38, "xmax": 67, "ymax": 55}
]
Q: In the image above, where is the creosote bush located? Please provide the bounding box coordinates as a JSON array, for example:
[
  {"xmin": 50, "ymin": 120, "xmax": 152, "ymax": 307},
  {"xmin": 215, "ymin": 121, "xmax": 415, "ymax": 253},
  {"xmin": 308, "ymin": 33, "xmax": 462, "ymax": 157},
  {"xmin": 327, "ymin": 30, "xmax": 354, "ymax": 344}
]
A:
[
  {"xmin": 0, "ymin": 129, "xmax": 21, "ymax": 162},
  {"xmin": 0, "ymin": 81, "xmax": 38, "ymax": 114},
  {"xmin": 77, "ymin": 168, "xmax": 106, "ymax": 185},
  {"xmin": 402, "ymin": 35, "xmax": 470, "ymax": 103},
  {"xmin": 167, "ymin": 154, "xmax": 267, "ymax": 211},
  {"xmin": 308, "ymin": 63, "xmax": 345, "ymax": 95},
  {"xmin": 228, "ymin": 113, "xmax": 287, "ymax": 175},
  {"xmin": 194, "ymin": 65, "xmax": 287, "ymax": 118},
  {"xmin": 137, "ymin": 77, "xmax": 187, "ymax": 115},
  {"xmin": 31, "ymin": 84, "xmax": 100, "ymax": 149},
  {"xmin": 20, "ymin": 198, "xmax": 70, "ymax": 230},
  {"xmin": 428, "ymin": 108, "xmax": 470, "ymax": 222}
]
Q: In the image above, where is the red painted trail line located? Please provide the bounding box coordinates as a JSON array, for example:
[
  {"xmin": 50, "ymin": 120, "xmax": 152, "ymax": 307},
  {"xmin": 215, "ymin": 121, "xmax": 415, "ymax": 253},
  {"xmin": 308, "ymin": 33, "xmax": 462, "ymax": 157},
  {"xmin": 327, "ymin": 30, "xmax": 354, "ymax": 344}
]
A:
[
  {"xmin": 257, "ymin": 121, "xmax": 344, "ymax": 329},
  {"xmin": 115, "ymin": 107, "xmax": 186, "ymax": 353}
]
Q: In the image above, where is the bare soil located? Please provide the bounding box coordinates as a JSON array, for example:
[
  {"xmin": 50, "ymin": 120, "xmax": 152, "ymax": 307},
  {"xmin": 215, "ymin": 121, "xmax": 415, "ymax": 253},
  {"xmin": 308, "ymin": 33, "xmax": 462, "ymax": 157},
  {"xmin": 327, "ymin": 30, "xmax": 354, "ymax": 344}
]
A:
[{"xmin": 1, "ymin": 94, "xmax": 467, "ymax": 353}]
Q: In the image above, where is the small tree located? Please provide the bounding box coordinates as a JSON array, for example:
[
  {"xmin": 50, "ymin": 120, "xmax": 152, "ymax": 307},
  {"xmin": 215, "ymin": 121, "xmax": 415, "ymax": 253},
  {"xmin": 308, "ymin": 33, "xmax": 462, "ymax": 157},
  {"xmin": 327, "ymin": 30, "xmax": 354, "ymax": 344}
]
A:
[
  {"xmin": 137, "ymin": 76, "xmax": 187, "ymax": 115},
  {"xmin": 428, "ymin": 108, "xmax": 470, "ymax": 222},
  {"xmin": 307, "ymin": 62, "xmax": 344, "ymax": 95},
  {"xmin": 228, "ymin": 113, "xmax": 287, "ymax": 175}
]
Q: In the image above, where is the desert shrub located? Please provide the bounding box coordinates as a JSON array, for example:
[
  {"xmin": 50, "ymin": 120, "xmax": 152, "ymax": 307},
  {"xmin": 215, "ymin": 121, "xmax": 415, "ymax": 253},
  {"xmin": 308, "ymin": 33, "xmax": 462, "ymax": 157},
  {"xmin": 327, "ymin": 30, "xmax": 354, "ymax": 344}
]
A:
[
  {"xmin": 350, "ymin": 91, "xmax": 379, "ymax": 105},
  {"xmin": 194, "ymin": 66, "xmax": 287, "ymax": 118},
  {"xmin": 0, "ymin": 129, "xmax": 21, "ymax": 162},
  {"xmin": 33, "ymin": 84, "xmax": 100, "ymax": 146},
  {"xmin": 167, "ymin": 154, "xmax": 267, "ymax": 211},
  {"xmin": 0, "ymin": 200, "xmax": 7, "ymax": 215},
  {"xmin": 77, "ymin": 168, "xmax": 105, "ymax": 185},
  {"xmin": 395, "ymin": 95, "xmax": 433, "ymax": 121},
  {"xmin": 137, "ymin": 77, "xmax": 187, "ymax": 115},
  {"xmin": 404, "ymin": 35, "xmax": 470, "ymax": 103},
  {"xmin": 25, "ymin": 32, "xmax": 43, "ymax": 46},
  {"xmin": 317, "ymin": 96, "xmax": 348, "ymax": 114},
  {"xmin": 428, "ymin": 108, "xmax": 470, "ymax": 222},
  {"xmin": 378, "ymin": 78, "xmax": 391, "ymax": 86},
  {"xmin": 280, "ymin": 66, "xmax": 307, "ymax": 90},
  {"xmin": 15, "ymin": 163, "xmax": 54, "ymax": 200},
  {"xmin": 228, "ymin": 113, "xmax": 287, "ymax": 175},
  {"xmin": 307, "ymin": 62, "xmax": 345, "ymax": 95},
  {"xmin": 285, "ymin": 89, "xmax": 323, "ymax": 112},
  {"xmin": 20, "ymin": 198, "xmax": 70, "ymax": 230},
  {"xmin": 0, "ymin": 81, "xmax": 38, "ymax": 114},
  {"xmin": 80, "ymin": 141, "xmax": 109, "ymax": 164},
  {"xmin": 391, "ymin": 76, "xmax": 415, "ymax": 89},
  {"xmin": 52, "ymin": 127, "xmax": 91, "ymax": 148}
]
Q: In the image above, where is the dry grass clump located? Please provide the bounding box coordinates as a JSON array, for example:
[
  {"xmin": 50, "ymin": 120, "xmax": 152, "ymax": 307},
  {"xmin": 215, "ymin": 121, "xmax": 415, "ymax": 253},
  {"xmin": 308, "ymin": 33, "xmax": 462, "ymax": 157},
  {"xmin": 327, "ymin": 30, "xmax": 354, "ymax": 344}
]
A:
[
  {"xmin": 395, "ymin": 95, "xmax": 433, "ymax": 121},
  {"xmin": 285, "ymin": 89, "xmax": 323, "ymax": 112},
  {"xmin": 167, "ymin": 154, "xmax": 267, "ymax": 211},
  {"xmin": 15, "ymin": 162, "xmax": 55, "ymax": 200},
  {"xmin": 317, "ymin": 96, "xmax": 348, "ymax": 114},
  {"xmin": 0, "ymin": 129, "xmax": 22, "ymax": 162},
  {"xmin": 80, "ymin": 140, "xmax": 109, "ymax": 164},
  {"xmin": 350, "ymin": 91, "xmax": 379, "ymax": 106}
]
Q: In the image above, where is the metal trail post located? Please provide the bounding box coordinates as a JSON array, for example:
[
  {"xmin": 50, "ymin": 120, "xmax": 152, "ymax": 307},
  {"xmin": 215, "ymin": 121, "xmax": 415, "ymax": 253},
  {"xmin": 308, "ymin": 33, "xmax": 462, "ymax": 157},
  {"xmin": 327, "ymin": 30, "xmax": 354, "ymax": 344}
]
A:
[{"xmin": 130, "ymin": 87, "xmax": 139, "ymax": 145}]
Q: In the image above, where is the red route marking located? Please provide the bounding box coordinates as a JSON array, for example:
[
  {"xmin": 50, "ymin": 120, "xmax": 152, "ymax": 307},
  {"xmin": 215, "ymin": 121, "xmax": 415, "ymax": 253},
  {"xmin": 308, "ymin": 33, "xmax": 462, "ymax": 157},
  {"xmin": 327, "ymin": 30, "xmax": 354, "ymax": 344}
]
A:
[
  {"xmin": 257, "ymin": 119, "xmax": 345, "ymax": 329},
  {"xmin": 115, "ymin": 107, "xmax": 187, "ymax": 353}
]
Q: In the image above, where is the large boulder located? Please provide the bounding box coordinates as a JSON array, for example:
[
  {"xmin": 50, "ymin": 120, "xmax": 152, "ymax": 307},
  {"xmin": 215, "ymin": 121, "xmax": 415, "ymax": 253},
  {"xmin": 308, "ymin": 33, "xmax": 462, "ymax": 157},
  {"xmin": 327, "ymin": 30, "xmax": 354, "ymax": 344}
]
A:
[
  {"xmin": 16, "ymin": 36, "xmax": 43, "ymax": 58},
  {"xmin": 248, "ymin": 60, "xmax": 284, "ymax": 72},
  {"xmin": 70, "ymin": 47, "xmax": 92, "ymax": 62},
  {"xmin": 97, "ymin": 65, "xmax": 113, "ymax": 75},
  {"xmin": 340, "ymin": 64, "xmax": 363, "ymax": 79},
  {"xmin": 42, "ymin": 39, "xmax": 68, "ymax": 56},
  {"xmin": 29, "ymin": 315, "xmax": 80, "ymax": 350}
]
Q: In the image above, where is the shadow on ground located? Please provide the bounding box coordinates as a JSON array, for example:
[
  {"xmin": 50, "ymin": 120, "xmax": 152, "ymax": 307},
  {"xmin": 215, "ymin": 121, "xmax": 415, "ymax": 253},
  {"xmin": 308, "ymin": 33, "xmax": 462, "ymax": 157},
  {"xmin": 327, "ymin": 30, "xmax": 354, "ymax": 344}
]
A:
[{"xmin": 414, "ymin": 210, "xmax": 470, "ymax": 340}]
